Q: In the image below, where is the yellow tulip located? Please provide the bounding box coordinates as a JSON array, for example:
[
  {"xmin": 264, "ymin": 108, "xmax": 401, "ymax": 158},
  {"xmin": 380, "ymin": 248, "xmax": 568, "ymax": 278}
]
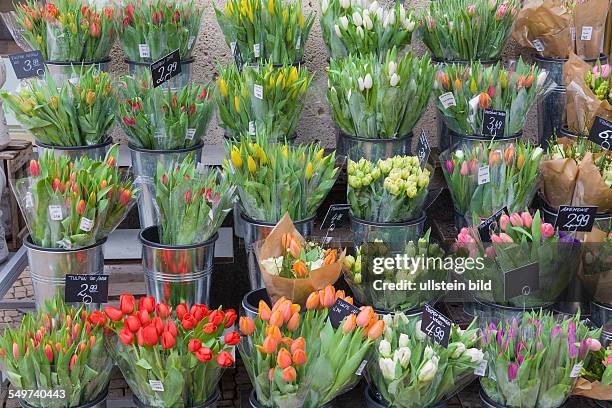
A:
[
  {"xmin": 305, "ymin": 162, "xmax": 313, "ymax": 179},
  {"xmin": 219, "ymin": 78, "xmax": 228, "ymax": 97},
  {"xmin": 268, "ymin": 75, "xmax": 275, "ymax": 90},
  {"xmin": 231, "ymin": 148, "xmax": 243, "ymax": 168},
  {"xmin": 247, "ymin": 156, "xmax": 257, "ymax": 173},
  {"xmin": 288, "ymin": 67, "xmax": 298, "ymax": 86},
  {"xmin": 315, "ymin": 148, "xmax": 324, "ymax": 161},
  {"xmin": 268, "ymin": 0, "xmax": 275, "ymax": 15},
  {"xmin": 49, "ymin": 96, "xmax": 59, "ymax": 110},
  {"xmin": 298, "ymin": 12, "xmax": 304, "ymax": 28},
  {"xmin": 85, "ymin": 91, "xmax": 96, "ymax": 106},
  {"xmin": 234, "ymin": 95, "xmax": 240, "ymax": 112},
  {"xmin": 259, "ymin": 148, "xmax": 268, "ymax": 164},
  {"xmin": 276, "ymin": 72, "xmax": 284, "ymax": 89},
  {"xmin": 281, "ymin": 145, "xmax": 289, "ymax": 161}
]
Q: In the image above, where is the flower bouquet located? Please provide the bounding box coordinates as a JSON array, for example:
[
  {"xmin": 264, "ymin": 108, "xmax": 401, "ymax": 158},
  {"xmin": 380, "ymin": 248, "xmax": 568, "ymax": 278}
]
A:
[
  {"xmin": 319, "ymin": 0, "xmax": 416, "ymax": 59},
  {"xmin": 104, "ymin": 295, "xmax": 238, "ymax": 407},
  {"xmin": 572, "ymin": 344, "xmax": 612, "ymax": 401},
  {"xmin": 347, "ymin": 155, "xmax": 431, "ymax": 223},
  {"xmin": 327, "ymin": 49, "xmax": 434, "ymax": 140},
  {"xmin": 215, "ymin": 0, "xmax": 314, "ymax": 65},
  {"xmin": 343, "ymin": 229, "xmax": 447, "ymax": 312},
  {"xmin": 223, "ymin": 133, "xmax": 339, "ymax": 222},
  {"xmin": 4, "ymin": 0, "xmax": 114, "ymax": 62},
  {"xmin": 434, "ymin": 59, "xmax": 547, "ymax": 138},
  {"xmin": 419, "ymin": 0, "xmax": 518, "ymax": 62},
  {"xmin": 216, "ymin": 62, "xmax": 312, "ymax": 141},
  {"xmin": 1, "ymin": 66, "xmax": 114, "ymax": 147},
  {"xmin": 480, "ymin": 311, "xmax": 602, "ymax": 408},
  {"xmin": 115, "ymin": 0, "xmax": 203, "ymax": 62},
  {"xmin": 0, "ymin": 296, "xmax": 112, "ymax": 408},
  {"xmin": 12, "ymin": 146, "xmax": 137, "ymax": 249},
  {"xmin": 154, "ymin": 154, "xmax": 235, "ymax": 245},
  {"xmin": 238, "ymin": 285, "xmax": 385, "ymax": 408},
  {"xmin": 116, "ymin": 73, "xmax": 215, "ymax": 150},
  {"xmin": 256, "ymin": 214, "xmax": 344, "ymax": 305},
  {"xmin": 540, "ymin": 136, "xmax": 612, "ymax": 212},
  {"xmin": 367, "ymin": 312, "xmax": 484, "ymax": 407},
  {"xmin": 441, "ymin": 140, "xmax": 543, "ymax": 221}
]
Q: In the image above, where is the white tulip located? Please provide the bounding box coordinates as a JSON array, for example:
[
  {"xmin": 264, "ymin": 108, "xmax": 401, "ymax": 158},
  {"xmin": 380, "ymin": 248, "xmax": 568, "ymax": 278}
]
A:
[
  {"xmin": 415, "ymin": 320, "xmax": 427, "ymax": 341},
  {"xmin": 353, "ymin": 11, "xmax": 363, "ymax": 26},
  {"xmin": 347, "ymin": 89, "xmax": 352, "ymax": 100},
  {"xmin": 399, "ymin": 6, "xmax": 405, "ymax": 21},
  {"xmin": 417, "ymin": 359, "xmax": 438, "ymax": 383},
  {"xmin": 379, "ymin": 358, "xmax": 396, "ymax": 380},
  {"xmin": 394, "ymin": 347, "xmax": 411, "ymax": 368},
  {"xmin": 356, "ymin": 26, "xmax": 364, "ymax": 39},
  {"xmin": 537, "ymin": 71, "xmax": 548, "ymax": 88},
  {"xmin": 455, "ymin": 149, "xmax": 464, "ymax": 160},
  {"xmin": 388, "ymin": 9, "xmax": 395, "ymax": 25},
  {"xmin": 376, "ymin": 7, "xmax": 384, "ymax": 21},
  {"xmin": 339, "ymin": 16, "xmax": 349, "ymax": 30},
  {"xmin": 398, "ymin": 333, "xmax": 409, "ymax": 348},
  {"xmin": 382, "ymin": 314, "xmax": 393, "ymax": 327},
  {"xmin": 379, "ymin": 339, "xmax": 392, "ymax": 357},
  {"xmin": 423, "ymin": 345, "xmax": 434, "ymax": 360},
  {"xmin": 403, "ymin": 18, "xmax": 415, "ymax": 31},
  {"xmin": 260, "ymin": 256, "xmax": 284, "ymax": 276},
  {"xmin": 390, "ymin": 73, "xmax": 400, "ymax": 87},
  {"xmin": 363, "ymin": 14, "xmax": 373, "ymax": 30},
  {"xmin": 369, "ymin": 1, "xmax": 378, "ymax": 14},
  {"xmin": 463, "ymin": 348, "xmax": 485, "ymax": 364},
  {"xmin": 364, "ymin": 73, "xmax": 373, "ymax": 89},
  {"xmin": 388, "ymin": 61, "xmax": 396, "ymax": 76},
  {"xmin": 363, "ymin": 8, "xmax": 369, "ymax": 17},
  {"xmin": 449, "ymin": 342, "xmax": 466, "ymax": 359},
  {"xmin": 358, "ymin": 77, "xmax": 365, "ymax": 91},
  {"xmin": 393, "ymin": 313, "xmax": 408, "ymax": 326},
  {"xmin": 321, "ymin": 0, "xmax": 329, "ymax": 13},
  {"xmin": 384, "ymin": 326, "xmax": 393, "ymax": 341},
  {"xmin": 334, "ymin": 24, "xmax": 342, "ymax": 38},
  {"xmin": 340, "ymin": 0, "xmax": 350, "ymax": 9},
  {"xmin": 532, "ymin": 147, "xmax": 544, "ymax": 161}
]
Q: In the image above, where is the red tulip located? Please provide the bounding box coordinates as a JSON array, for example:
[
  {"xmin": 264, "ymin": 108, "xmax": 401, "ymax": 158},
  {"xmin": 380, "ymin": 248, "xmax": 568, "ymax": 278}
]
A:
[
  {"xmin": 69, "ymin": 354, "xmax": 78, "ymax": 370},
  {"xmin": 138, "ymin": 296, "xmax": 155, "ymax": 313},
  {"xmin": 203, "ymin": 322, "xmax": 217, "ymax": 334},
  {"xmin": 224, "ymin": 309, "xmax": 237, "ymax": 327},
  {"xmin": 142, "ymin": 325, "xmax": 158, "ymax": 346},
  {"xmin": 104, "ymin": 306, "xmax": 123, "ymax": 322},
  {"xmin": 125, "ymin": 315, "xmax": 141, "ymax": 333},
  {"xmin": 195, "ymin": 347, "xmax": 212, "ymax": 362},
  {"xmin": 223, "ymin": 331, "xmax": 240, "ymax": 346},
  {"xmin": 156, "ymin": 303, "xmax": 170, "ymax": 318},
  {"xmin": 216, "ymin": 351, "xmax": 234, "ymax": 367},
  {"xmin": 76, "ymin": 199, "xmax": 86, "ymax": 216},
  {"xmin": 44, "ymin": 344, "xmax": 53, "ymax": 362},
  {"xmin": 166, "ymin": 320, "xmax": 178, "ymax": 336},
  {"xmin": 137, "ymin": 309, "xmax": 150, "ymax": 326},
  {"xmin": 152, "ymin": 316, "xmax": 164, "ymax": 335},
  {"xmin": 106, "ymin": 156, "xmax": 116, "ymax": 167},
  {"xmin": 209, "ymin": 310, "xmax": 224, "ymax": 326},
  {"xmin": 29, "ymin": 160, "xmax": 40, "ymax": 176},
  {"xmin": 119, "ymin": 327, "xmax": 134, "ymax": 345},
  {"xmin": 188, "ymin": 339, "xmax": 202, "ymax": 353},
  {"xmin": 176, "ymin": 304, "xmax": 188, "ymax": 320},
  {"xmin": 88, "ymin": 310, "xmax": 107, "ymax": 327},
  {"xmin": 136, "ymin": 328, "xmax": 144, "ymax": 347},
  {"xmin": 181, "ymin": 313, "xmax": 196, "ymax": 330},
  {"xmin": 161, "ymin": 331, "xmax": 175, "ymax": 349},
  {"xmin": 119, "ymin": 189, "xmax": 132, "ymax": 206},
  {"xmin": 190, "ymin": 304, "xmax": 207, "ymax": 321},
  {"xmin": 120, "ymin": 294, "xmax": 136, "ymax": 314}
]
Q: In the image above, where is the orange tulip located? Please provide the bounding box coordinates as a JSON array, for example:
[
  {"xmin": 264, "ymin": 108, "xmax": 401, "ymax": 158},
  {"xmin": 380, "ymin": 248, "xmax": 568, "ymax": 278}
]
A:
[
  {"xmin": 488, "ymin": 150, "xmax": 502, "ymax": 166},
  {"xmin": 286, "ymin": 313, "xmax": 300, "ymax": 332},
  {"xmin": 282, "ymin": 366, "xmax": 297, "ymax": 382},
  {"xmin": 342, "ymin": 314, "xmax": 357, "ymax": 334},
  {"xmin": 281, "ymin": 337, "xmax": 293, "ymax": 347},
  {"xmin": 335, "ymin": 290, "xmax": 345, "ymax": 300},
  {"xmin": 344, "ymin": 296, "xmax": 354, "ymax": 304},
  {"xmin": 291, "ymin": 337, "xmax": 305, "ymax": 353},
  {"xmin": 290, "ymin": 304, "xmax": 301, "ymax": 315},
  {"xmin": 504, "ymin": 145, "xmax": 515, "ymax": 164},
  {"xmin": 269, "ymin": 310, "xmax": 283, "ymax": 328},
  {"xmin": 266, "ymin": 325, "xmax": 282, "ymax": 343},
  {"xmin": 288, "ymin": 237, "xmax": 301, "ymax": 258},
  {"xmin": 278, "ymin": 300, "xmax": 292, "ymax": 322},
  {"xmin": 306, "ymin": 292, "xmax": 320, "ymax": 310},
  {"xmin": 292, "ymin": 261, "xmax": 308, "ymax": 278},
  {"xmin": 271, "ymin": 297, "xmax": 287, "ymax": 314},
  {"xmin": 259, "ymin": 301, "xmax": 272, "ymax": 321},
  {"xmin": 479, "ymin": 92, "xmax": 491, "ymax": 109},
  {"xmin": 292, "ymin": 349, "xmax": 307, "ymax": 366},
  {"xmin": 268, "ymin": 368, "xmax": 276, "ymax": 381},
  {"xmin": 277, "ymin": 348, "xmax": 293, "ymax": 369},
  {"xmin": 516, "ymin": 153, "xmax": 525, "ymax": 169},
  {"xmin": 257, "ymin": 335, "xmax": 278, "ymax": 354},
  {"xmin": 239, "ymin": 316, "xmax": 255, "ymax": 336},
  {"xmin": 454, "ymin": 78, "xmax": 462, "ymax": 91},
  {"xmin": 524, "ymin": 73, "xmax": 534, "ymax": 87},
  {"xmin": 439, "ymin": 72, "xmax": 450, "ymax": 90},
  {"xmin": 356, "ymin": 306, "xmax": 374, "ymax": 328},
  {"xmin": 323, "ymin": 249, "xmax": 337, "ymax": 265},
  {"xmin": 281, "ymin": 233, "xmax": 290, "ymax": 250},
  {"xmin": 367, "ymin": 320, "xmax": 385, "ymax": 340},
  {"xmin": 320, "ymin": 285, "xmax": 336, "ymax": 308}
]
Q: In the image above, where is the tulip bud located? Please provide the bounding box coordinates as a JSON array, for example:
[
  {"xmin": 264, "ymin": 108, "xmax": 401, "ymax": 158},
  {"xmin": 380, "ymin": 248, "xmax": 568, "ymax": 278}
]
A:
[{"xmin": 281, "ymin": 366, "xmax": 297, "ymax": 382}]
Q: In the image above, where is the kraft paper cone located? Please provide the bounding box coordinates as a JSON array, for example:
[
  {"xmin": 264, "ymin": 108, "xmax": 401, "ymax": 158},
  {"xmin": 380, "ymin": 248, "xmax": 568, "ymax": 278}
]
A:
[
  {"xmin": 574, "ymin": 0, "xmax": 609, "ymax": 59},
  {"xmin": 573, "ymin": 152, "xmax": 612, "ymax": 212},
  {"xmin": 572, "ymin": 378, "xmax": 612, "ymax": 400},
  {"xmin": 256, "ymin": 213, "xmax": 344, "ymax": 306},
  {"xmin": 540, "ymin": 157, "xmax": 579, "ymax": 208}
]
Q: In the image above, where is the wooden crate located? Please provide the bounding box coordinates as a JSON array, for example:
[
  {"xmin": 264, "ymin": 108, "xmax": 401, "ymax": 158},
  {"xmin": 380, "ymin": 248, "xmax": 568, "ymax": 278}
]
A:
[{"xmin": 0, "ymin": 140, "xmax": 33, "ymax": 251}]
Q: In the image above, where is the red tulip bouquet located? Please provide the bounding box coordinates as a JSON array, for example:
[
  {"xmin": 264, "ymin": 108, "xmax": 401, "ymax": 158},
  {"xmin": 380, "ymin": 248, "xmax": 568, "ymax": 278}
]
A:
[
  {"xmin": 115, "ymin": 0, "xmax": 203, "ymax": 62},
  {"xmin": 12, "ymin": 145, "xmax": 137, "ymax": 249},
  {"xmin": 238, "ymin": 285, "xmax": 385, "ymax": 408},
  {"xmin": 0, "ymin": 296, "xmax": 112, "ymax": 408},
  {"xmin": 104, "ymin": 295, "xmax": 238, "ymax": 408},
  {"xmin": 5, "ymin": 0, "xmax": 115, "ymax": 62}
]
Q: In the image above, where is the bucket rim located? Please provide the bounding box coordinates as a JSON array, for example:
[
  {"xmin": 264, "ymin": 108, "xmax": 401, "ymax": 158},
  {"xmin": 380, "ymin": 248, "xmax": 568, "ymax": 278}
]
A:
[
  {"xmin": 534, "ymin": 52, "xmax": 607, "ymax": 64},
  {"xmin": 139, "ymin": 226, "xmax": 218, "ymax": 250},
  {"xmin": 239, "ymin": 212, "xmax": 316, "ymax": 227},
  {"xmin": 128, "ymin": 141, "xmax": 204, "ymax": 154},
  {"xmin": 125, "ymin": 57, "xmax": 195, "ymax": 66},
  {"xmin": 24, "ymin": 235, "xmax": 106, "ymax": 253},
  {"xmin": 431, "ymin": 57, "xmax": 500, "ymax": 65},
  {"xmin": 36, "ymin": 136, "xmax": 112, "ymax": 151},
  {"xmin": 474, "ymin": 296, "xmax": 553, "ymax": 312},
  {"xmin": 132, "ymin": 387, "xmax": 219, "ymax": 408},
  {"xmin": 45, "ymin": 57, "xmax": 111, "ymax": 66},
  {"xmin": 350, "ymin": 210, "xmax": 426, "ymax": 227},
  {"xmin": 337, "ymin": 130, "xmax": 414, "ymax": 143},
  {"xmin": 449, "ymin": 130, "xmax": 522, "ymax": 142}
]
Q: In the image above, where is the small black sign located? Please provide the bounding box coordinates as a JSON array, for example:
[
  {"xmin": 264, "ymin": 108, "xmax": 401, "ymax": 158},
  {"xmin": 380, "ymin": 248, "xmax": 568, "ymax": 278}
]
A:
[
  {"xmin": 150, "ymin": 49, "xmax": 181, "ymax": 88},
  {"xmin": 417, "ymin": 129, "xmax": 430, "ymax": 168},
  {"xmin": 328, "ymin": 298, "xmax": 360, "ymax": 328},
  {"xmin": 421, "ymin": 304, "xmax": 452, "ymax": 348},
  {"xmin": 477, "ymin": 207, "xmax": 508, "ymax": 242},
  {"xmin": 321, "ymin": 204, "xmax": 351, "ymax": 230},
  {"xmin": 64, "ymin": 275, "xmax": 109, "ymax": 304},
  {"xmin": 588, "ymin": 116, "xmax": 612, "ymax": 150},
  {"xmin": 504, "ymin": 262, "xmax": 539, "ymax": 300},
  {"xmin": 555, "ymin": 205, "xmax": 597, "ymax": 232},
  {"xmin": 482, "ymin": 109, "xmax": 507, "ymax": 138},
  {"xmin": 9, "ymin": 51, "xmax": 45, "ymax": 80}
]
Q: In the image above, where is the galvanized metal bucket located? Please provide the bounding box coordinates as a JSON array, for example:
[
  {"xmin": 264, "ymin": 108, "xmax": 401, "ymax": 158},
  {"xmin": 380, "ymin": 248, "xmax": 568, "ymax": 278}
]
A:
[
  {"xmin": 365, "ymin": 385, "xmax": 447, "ymax": 408},
  {"xmin": 126, "ymin": 58, "xmax": 194, "ymax": 90},
  {"xmin": 249, "ymin": 391, "xmax": 334, "ymax": 408},
  {"xmin": 472, "ymin": 296, "xmax": 553, "ymax": 326},
  {"xmin": 35, "ymin": 137, "xmax": 112, "ymax": 161},
  {"xmin": 242, "ymin": 213, "xmax": 315, "ymax": 290},
  {"xmin": 140, "ymin": 226, "xmax": 216, "ymax": 307},
  {"xmin": 133, "ymin": 387, "xmax": 219, "ymax": 408},
  {"xmin": 447, "ymin": 131, "xmax": 521, "ymax": 151},
  {"xmin": 350, "ymin": 212, "xmax": 426, "ymax": 253},
  {"xmin": 241, "ymin": 288, "xmax": 272, "ymax": 321},
  {"xmin": 336, "ymin": 130, "xmax": 413, "ymax": 161},
  {"xmin": 19, "ymin": 388, "xmax": 108, "ymax": 408},
  {"xmin": 24, "ymin": 235, "xmax": 106, "ymax": 310},
  {"xmin": 129, "ymin": 142, "xmax": 203, "ymax": 229},
  {"xmin": 45, "ymin": 58, "xmax": 110, "ymax": 85}
]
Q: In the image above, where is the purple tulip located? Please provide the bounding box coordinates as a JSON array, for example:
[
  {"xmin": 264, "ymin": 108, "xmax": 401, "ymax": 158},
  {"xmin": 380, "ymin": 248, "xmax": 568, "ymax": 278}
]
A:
[
  {"xmin": 497, "ymin": 329, "xmax": 504, "ymax": 346},
  {"xmin": 579, "ymin": 339, "xmax": 589, "ymax": 359},
  {"xmin": 551, "ymin": 325, "xmax": 561, "ymax": 337},
  {"xmin": 517, "ymin": 354, "xmax": 525, "ymax": 366},
  {"xmin": 569, "ymin": 340, "xmax": 578, "ymax": 359},
  {"xmin": 516, "ymin": 340, "xmax": 527, "ymax": 354},
  {"xmin": 445, "ymin": 160, "xmax": 454, "ymax": 174},
  {"xmin": 508, "ymin": 363, "xmax": 518, "ymax": 381},
  {"xmin": 537, "ymin": 341, "xmax": 543, "ymax": 350}
]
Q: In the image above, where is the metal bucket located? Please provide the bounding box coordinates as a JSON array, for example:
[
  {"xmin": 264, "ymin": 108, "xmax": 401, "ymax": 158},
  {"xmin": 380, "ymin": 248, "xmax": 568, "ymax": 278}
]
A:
[
  {"xmin": 448, "ymin": 130, "xmax": 521, "ymax": 150},
  {"xmin": 350, "ymin": 211, "xmax": 426, "ymax": 253},
  {"xmin": 242, "ymin": 213, "xmax": 315, "ymax": 290},
  {"xmin": 126, "ymin": 58, "xmax": 194, "ymax": 89},
  {"xmin": 591, "ymin": 301, "xmax": 612, "ymax": 333},
  {"xmin": 365, "ymin": 385, "xmax": 447, "ymax": 408},
  {"xmin": 248, "ymin": 390, "xmax": 334, "ymax": 408},
  {"xmin": 472, "ymin": 296, "xmax": 553, "ymax": 325},
  {"xmin": 241, "ymin": 288, "xmax": 272, "ymax": 320},
  {"xmin": 36, "ymin": 137, "xmax": 112, "ymax": 161},
  {"xmin": 140, "ymin": 226, "xmax": 216, "ymax": 306},
  {"xmin": 133, "ymin": 387, "xmax": 219, "ymax": 408},
  {"xmin": 540, "ymin": 194, "xmax": 612, "ymax": 228},
  {"xmin": 129, "ymin": 142, "xmax": 203, "ymax": 229},
  {"xmin": 45, "ymin": 58, "xmax": 110, "ymax": 85},
  {"xmin": 19, "ymin": 388, "xmax": 107, "ymax": 408},
  {"xmin": 336, "ymin": 130, "xmax": 414, "ymax": 160},
  {"xmin": 480, "ymin": 387, "xmax": 569, "ymax": 408},
  {"xmin": 24, "ymin": 235, "xmax": 105, "ymax": 310}
]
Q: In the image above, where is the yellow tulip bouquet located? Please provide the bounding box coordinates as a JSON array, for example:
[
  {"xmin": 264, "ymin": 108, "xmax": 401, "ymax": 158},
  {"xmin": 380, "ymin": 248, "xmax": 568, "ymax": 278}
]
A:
[{"xmin": 217, "ymin": 62, "xmax": 313, "ymax": 140}]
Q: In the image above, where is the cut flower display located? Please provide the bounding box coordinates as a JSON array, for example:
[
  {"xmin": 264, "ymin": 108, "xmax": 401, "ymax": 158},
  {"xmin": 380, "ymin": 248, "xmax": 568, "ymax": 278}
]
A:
[{"xmin": 328, "ymin": 49, "xmax": 434, "ymax": 139}]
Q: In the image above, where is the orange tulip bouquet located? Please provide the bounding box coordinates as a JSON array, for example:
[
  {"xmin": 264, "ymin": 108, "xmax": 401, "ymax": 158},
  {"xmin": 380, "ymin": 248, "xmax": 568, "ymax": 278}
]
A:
[{"xmin": 238, "ymin": 285, "xmax": 385, "ymax": 408}]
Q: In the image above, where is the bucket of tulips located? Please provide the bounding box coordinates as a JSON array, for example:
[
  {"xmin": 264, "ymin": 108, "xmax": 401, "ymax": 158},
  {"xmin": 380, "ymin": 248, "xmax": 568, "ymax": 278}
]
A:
[
  {"xmin": 1, "ymin": 66, "xmax": 115, "ymax": 160},
  {"xmin": 223, "ymin": 133, "xmax": 340, "ymax": 290},
  {"xmin": 365, "ymin": 312, "xmax": 484, "ymax": 408},
  {"xmin": 479, "ymin": 311, "xmax": 602, "ymax": 408},
  {"xmin": 327, "ymin": 49, "xmax": 434, "ymax": 159},
  {"xmin": 441, "ymin": 140, "xmax": 543, "ymax": 229},
  {"xmin": 579, "ymin": 227, "xmax": 612, "ymax": 330},
  {"xmin": 238, "ymin": 285, "xmax": 385, "ymax": 407},
  {"xmin": 104, "ymin": 295, "xmax": 238, "ymax": 408},
  {"xmin": 319, "ymin": 0, "xmax": 416, "ymax": 59},
  {"xmin": 0, "ymin": 296, "xmax": 113, "ymax": 408},
  {"xmin": 454, "ymin": 209, "xmax": 582, "ymax": 309},
  {"xmin": 11, "ymin": 147, "xmax": 137, "ymax": 308},
  {"xmin": 115, "ymin": 0, "xmax": 203, "ymax": 88},
  {"xmin": 343, "ymin": 229, "xmax": 448, "ymax": 313},
  {"xmin": 2, "ymin": 0, "xmax": 114, "ymax": 82},
  {"xmin": 116, "ymin": 72, "xmax": 215, "ymax": 228},
  {"xmin": 215, "ymin": 0, "xmax": 313, "ymax": 66},
  {"xmin": 572, "ymin": 344, "xmax": 612, "ymax": 403},
  {"xmin": 139, "ymin": 154, "xmax": 235, "ymax": 306}
]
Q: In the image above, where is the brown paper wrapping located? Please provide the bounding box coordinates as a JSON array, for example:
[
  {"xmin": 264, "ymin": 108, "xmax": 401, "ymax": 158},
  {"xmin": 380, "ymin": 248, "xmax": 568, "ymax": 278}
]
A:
[
  {"xmin": 573, "ymin": 152, "xmax": 612, "ymax": 212},
  {"xmin": 540, "ymin": 156, "xmax": 579, "ymax": 208},
  {"xmin": 572, "ymin": 378, "xmax": 612, "ymax": 400},
  {"xmin": 512, "ymin": 0, "xmax": 573, "ymax": 58},
  {"xmin": 256, "ymin": 213, "xmax": 344, "ymax": 306},
  {"xmin": 574, "ymin": 0, "xmax": 610, "ymax": 59}
]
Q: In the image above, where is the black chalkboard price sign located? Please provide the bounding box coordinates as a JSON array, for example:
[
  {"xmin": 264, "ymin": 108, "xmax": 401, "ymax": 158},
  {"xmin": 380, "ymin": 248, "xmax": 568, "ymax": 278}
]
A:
[
  {"xmin": 64, "ymin": 275, "xmax": 109, "ymax": 304},
  {"xmin": 328, "ymin": 298, "xmax": 360, "ymax": 328},
  {"xmin": 504, "ymin": 262, "xmax": 540, "ymax": 300},
  {"xmin": 421, "ymin": 304, "xmax": 452, "ymax": 348},
  {"xmin": 482, "ymin": 109, "xmax": 506, "ymax": 137},
  {"xmin": 555, "ymin": 205, "xmax": 597, "ymax": 232},
  {"xmin": 150, "ymin": 49, "xmax": 181, "ymax": 88},
  {"xmin": 588, "ymin": 116, "xmax": 612, "ymax": 150},
  {"xmin": 9, "ymin": 51, "xmax": 45, "ymax": 80}
]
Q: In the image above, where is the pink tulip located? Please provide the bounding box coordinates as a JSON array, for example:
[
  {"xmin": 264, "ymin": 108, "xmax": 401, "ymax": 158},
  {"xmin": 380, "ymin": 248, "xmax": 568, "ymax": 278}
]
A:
[
  {"xmin": 587, "ymin": 338, "xmax": 602, "ymax": 352},
  {"xmin": 541, "ymin": 223, "xmax": 555, "ymax": 238},
  {"xmin": 499, "ymin": 214, "xmax": 510, "ymax": 231},
  {"xmin": 509, "ymin": 213, "xmax": 523, "ymax": 227},
  {"xmin": 491, "ymin": 234, "xmax": 503, "ymax": 243},
  {"xmin": 445, "ymin": 160, "xmax": 454, "ymax": 174},
  {"xmin": 521, "ymin": 211, "xmax": 532, "ymax": 228},
  {"xmin": 460, "ymin": 161, "xmax": 469, "ymax": 176},
  {"xmin": 499, "ymin": 233, "xmax": 514, "ymax": 243},
  {"xmin": 485, "ymin": 246, "xmax": 496, "ymax": 258},
  {"xmin": 508, "ymin": 363, "xmax": 518, "ymax": 381}
]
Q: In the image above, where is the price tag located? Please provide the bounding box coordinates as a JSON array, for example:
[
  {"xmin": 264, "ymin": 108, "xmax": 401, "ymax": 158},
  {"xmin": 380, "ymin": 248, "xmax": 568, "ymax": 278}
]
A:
[
  {"xmin": 253, "ymin": 43, "xmax": 261, "ymax": 58},
  {"xmin": 417, "ymin": 129, "xmax": 430, "ymax": 168},
  {"xmin": 477, "ymin": 166, "xmax": 490, "ymax": 185},
  {"xmin": 139, "ymin": 44, "xmax": 150, "ymax": 58},
  {"xmin": 570, "ymin": 362, "xmax": 583, "ymax": 378},
  {"xmin": 438, "ymin": 92, "xmax": 456, "ymax": 109},
  {"xmin": 321, "ymin": 204, "xmax": 351, "ymax": 230},
  {"xmin": 248, "ymin": 121, "xmax": 256, "ymax": 135},
  {"xmin": 79, "ymin": 217, "xmax": 94, "ymax": 232},
  {"xmin": 477, "ymin": 207, "xmax": 508, "ymax": 242},
  {"xmin": 186, "ymin": 128, "xmax": 196, "ymax": 140},
  {"xmin": 149, "ymin": 380, "xmax": 165, "ymax": 392},
  {"xmin": 295, "ymin": 36, "xmax": 301, "ymax": 50},
  {"xmin": 504, "ymin": 262, "xmax": 539, "ymax": 300},
  {"xmin": 532, "ymin": 38, "xmax": 545, "ymax": 52},
  {"xmin": 254, "ymin": 84, "xmax": 263, "ymax": 99},
  {"xmin": 355, "ymin": 360, "xmax": 367, "ymax": 376},
  {"xmin": 422, "ymin": 304, "xmax": 452, "ymax": 348},
  {"xmin": 9, "ymin": 50, "xmax": 45, "ymax": 79},
  {"xmin": 188, "ymin": 36, "xmax": 196, "ymax": 50},
  {"xmin": 588, "ymin": 116, "xmax": 612, "ymax": 150},
  {"xmin": 474, "ymin": 359, "xmax": 487, "ymax": 376},
  {"xmin": 555, "ymin": 205, "xmax": 597, "ymax": 232},
  {"xmin": 328, "ymin": 298, "xmax": 360, "ymax": 329},
  {"xmin": 64, "ymin": 274, "xmax": 109, "ymax": 304},
  {"xmin": 48, "ymin": 205, "xmax": 63, "ymax": 221},
  {"xmin": 230, "ymin": 42, "xmax": 237, "ymax": 54},
  {"xmin": 25, "ymin": 192, "xmax": 34, "ymax": 208},
  {"xmin": 581, "ymin": 26, "xmax": 593, "ymax": 41},
  {"xmin": 150, "ymin": 49, "xmax": 182, "ymax": 88},
  {"xmin": 481, "ymin": 109, "xmax": 506, "ymax": 137}
]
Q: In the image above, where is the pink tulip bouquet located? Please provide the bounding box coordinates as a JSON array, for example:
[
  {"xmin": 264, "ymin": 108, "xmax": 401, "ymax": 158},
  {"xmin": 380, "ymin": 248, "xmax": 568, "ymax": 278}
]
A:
[{"xmin": 585, "ymin": 61, "xmax": 612, "ymax": 104}]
